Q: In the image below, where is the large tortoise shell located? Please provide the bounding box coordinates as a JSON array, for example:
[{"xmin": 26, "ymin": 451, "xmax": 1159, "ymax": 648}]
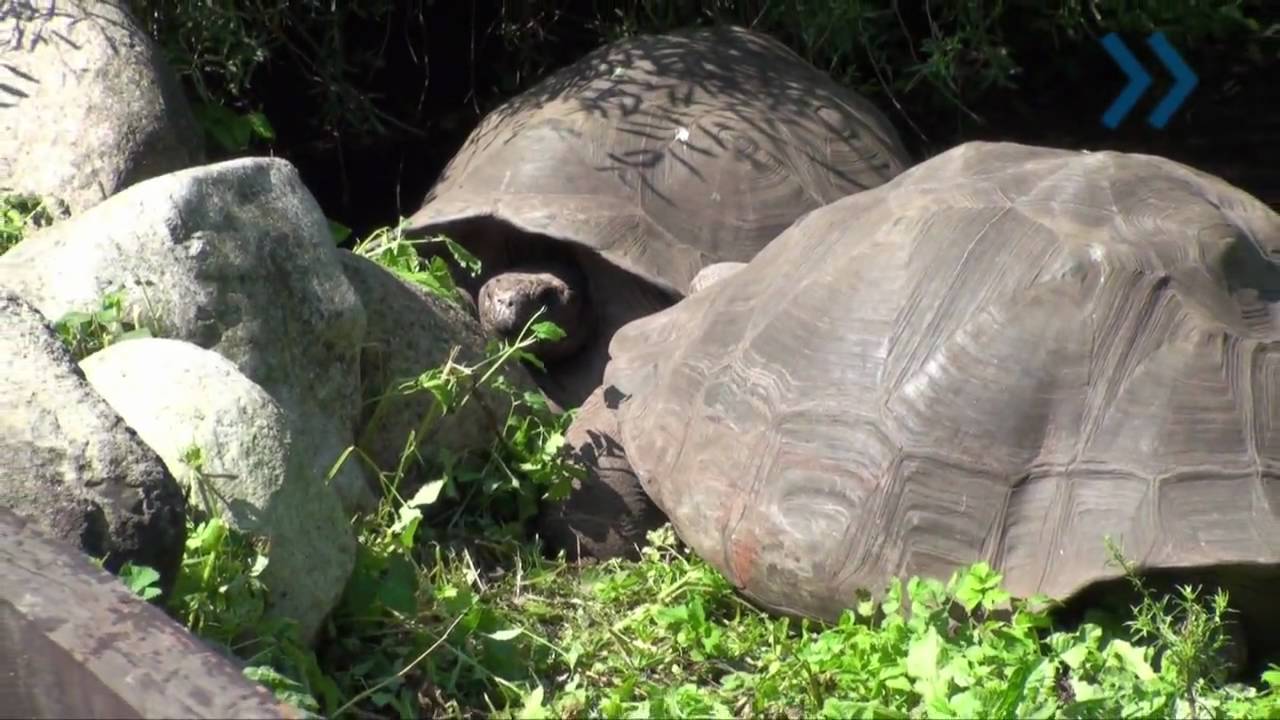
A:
[
  {"xmin": 405, "ymin": 24, "xmax": 911, "ymax": 297},
  {"xmin": 602, "ymin": 141, "xmax": 1280, "ymax": 621}
]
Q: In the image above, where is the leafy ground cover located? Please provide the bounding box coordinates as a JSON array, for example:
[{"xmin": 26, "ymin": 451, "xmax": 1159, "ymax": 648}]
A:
[
  {"xmin": 122, "ymin": 505, "xmax": 1280, "ymax": 720},
  {"xmin": 3, "ymin": 209, "xmax": 1273, "ymax": 719}
]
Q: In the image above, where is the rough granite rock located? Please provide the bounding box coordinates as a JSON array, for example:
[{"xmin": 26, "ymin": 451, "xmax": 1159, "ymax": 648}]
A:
[
  {"xmin": 0, "ymin": 289, "xmax": 187, "ymax": 586},
  {"xmin": 80, "ymin": 337, "xmax": 358, "ymax": 645},
  {"xmin": 0, "ymin": 156, "xmax": 376, "ymax": 513},
  {"xmin": 0, "ymin": 0, "xmax": 205, "ymax": 215}
]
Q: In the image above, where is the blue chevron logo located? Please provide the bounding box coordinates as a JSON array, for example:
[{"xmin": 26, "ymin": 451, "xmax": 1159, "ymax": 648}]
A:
[{"xmin": 1100, "ymin": 31, "xmax": 1198, "ymax": 130}]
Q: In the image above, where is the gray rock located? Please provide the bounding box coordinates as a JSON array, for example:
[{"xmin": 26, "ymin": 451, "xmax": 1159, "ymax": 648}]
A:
[
  {"xmin": 80, "ymin": 337, "xmax": 357, "ymax": 645},
  {"xmin": 340, "ymin": 251, "xmax": 539, "ymax": 482},
  {"xmin": 0, "ymin": 289, "xmax": 186, "ymax": 586},
  {"xmin": 0, "ymin": 0, "xmax": 205, "ymax": 215},
  {"xmin": 0, "ymin": 156, "xmax": 376, "ymax": 513}
]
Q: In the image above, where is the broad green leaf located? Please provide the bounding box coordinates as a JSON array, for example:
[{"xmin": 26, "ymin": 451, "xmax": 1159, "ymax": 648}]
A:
[
  {"xmin": 991, "ymin": 658, "xmax": 1039, "ymax": 718},
  {"xmin": 444, "ymin": 236, "xmax": 482, "ymax": 276},
  {"xmin": 407, "ymin": 478, "xmax": 447, "ymax": 507},
  {"xmin": 531, "ymin": 321, "xmax": 567, "ymax": 342},
  {"xmin": 517, "ymin": 686, "xmax": 549, "ymax": 719},
  {"xmin": 949, "ymin": 689, "xmax": 984, "ymax": 718},
  {"xmin": 245, "ymin": 111, "xmax": 276, "ymax": 140},
  {"xmin": 906, "ymin": 626, "xmax": 942, "ymax": 680},
  {"xmin": 390, "ymin": 505, "xmax": 422, "ymax": 548},
  {"xmin": 486, "ymin": 627, "xmax": 522, "ymax": 641},
  {"xmin": 1070, "ymin": 678, "xmax": 1101, "ymax": 702},
  {"xmin": 1107, "ymin": 639, "xmax": 1156, "ymax": 682},
  {"xmin": 1059, "ymin": 642, "xmax": 1090, "ymax": 669},
  {"xmin": 328, "ymin": 219, "xmax": 352, "ymax": 244},
  {"xmin": 376, "ymin": 554, "xmax": 418, "ymax": 615},
  {"xmin": 121, "ymin": 563, "xmax": 161, "ymax": 600}
]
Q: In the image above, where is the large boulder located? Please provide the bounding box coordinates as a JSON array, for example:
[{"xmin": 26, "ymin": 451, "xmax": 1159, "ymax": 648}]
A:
[
  {"xmin": 80, "ymin": 337, "xmax": 357, "ymax": 645},
  {"xmin": 340, "ymin": 251, "xmax": 540, "ymax": 481},
  {"xmin": 0, "ymin": 157, "xmax": 376, "ymax": 512},
  {"xmin": 0, "ymin": 289, "xmax": 186, "ymax": 586},
  {"xmin": 0, "ymin": 0, "xmax": 204, "ymax": 215}
]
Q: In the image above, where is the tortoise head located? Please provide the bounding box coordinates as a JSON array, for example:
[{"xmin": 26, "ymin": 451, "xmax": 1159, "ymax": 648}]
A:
[{"xmin": 476, "ymin": 257, "xmax": 594, "ymax": 363}]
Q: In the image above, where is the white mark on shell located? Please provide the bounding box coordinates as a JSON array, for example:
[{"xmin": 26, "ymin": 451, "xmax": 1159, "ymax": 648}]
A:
[{"xmin": 675, "ymin": 127, "xmax": 690, "ymax": 143}]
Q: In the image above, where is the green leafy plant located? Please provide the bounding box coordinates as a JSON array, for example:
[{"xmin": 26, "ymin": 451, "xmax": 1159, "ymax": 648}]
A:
[
  {"xmin": 193, "ymin": 102, "xmax": 276, "ymax": 153},
  {"xmin": 0, "ymin": 193, "xmax": 55, "ymax": 254},
  {"xmin": 1106, "ymin": 540, "xmax": 1248, "ymax": 717},
  {"xmin": 351, "ymin": 219, "xmax": 481, "ymax": 307},
  {"xmin": 119, "ymin": 562, "xmax": 163, "ymax": 601},
  {"xmin": 53, "ymin": 290, "xmax": 155, "ymax": 361},
  {"xmin": 157, "ymin": 445, "xmax": 332, "ymax": 716},
  {"xmin": 127, "ymin": 0, "xmax": 414, "ymax": 143}
]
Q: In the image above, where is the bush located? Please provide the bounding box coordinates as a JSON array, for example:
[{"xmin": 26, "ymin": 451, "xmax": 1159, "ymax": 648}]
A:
[
  {"xmin": 129, "ymin": 0, "xmax": 1271, "ymax": 157},
  {"xmin": 127, "ymin": 0, "xmax": 406, "ymax": 142}
]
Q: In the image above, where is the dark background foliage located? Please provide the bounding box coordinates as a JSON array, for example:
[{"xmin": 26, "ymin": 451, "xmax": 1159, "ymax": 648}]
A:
[{"xmin": 128, "ymin": 0, "xmax": 1279, "ymax": 239}]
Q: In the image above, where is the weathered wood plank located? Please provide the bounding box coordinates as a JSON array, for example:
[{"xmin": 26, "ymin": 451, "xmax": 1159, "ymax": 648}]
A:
[{"xmin": 0, "ymin": 507, "xmax": 302, "ymax": 719}]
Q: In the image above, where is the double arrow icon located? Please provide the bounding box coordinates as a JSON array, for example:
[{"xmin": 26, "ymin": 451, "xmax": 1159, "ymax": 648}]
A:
[{"xmin": 1100, "ymin": 31, "xmax": 1198, "ymax": 130}]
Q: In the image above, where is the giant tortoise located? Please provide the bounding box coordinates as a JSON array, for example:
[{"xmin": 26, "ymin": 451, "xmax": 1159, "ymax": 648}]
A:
[
  {"xmin": 404, "ymin": 24, "xmax": 911, "ymax": 411},
  {"xmin": 540, "ymin": 140, "xmax": 1280, "ymax": 655}
]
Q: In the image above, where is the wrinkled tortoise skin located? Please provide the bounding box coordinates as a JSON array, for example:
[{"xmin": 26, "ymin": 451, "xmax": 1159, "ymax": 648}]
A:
[{"xmin": 600, "ymin": 140, "xmax": 1280, "ymax": 628}]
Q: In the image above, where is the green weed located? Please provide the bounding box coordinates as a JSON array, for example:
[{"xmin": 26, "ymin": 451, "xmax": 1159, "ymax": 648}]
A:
[
  {"xmin": 109, "ymin": 514, "xmax": 1280, "ymax": 719},
  {"xmin": 53, "ymin": 290, "xmax": 154, "ymax": 361},
  {"xmin": 351, "ymin": 219, "xmax": 481, "ymax": 309},
  {"xmin": 126, "ymin": 0, "xmax": 413, "ymax": 144},
  {"xmin": 193, "ymin": 102, "xmax": 276, "ymax": 154},
  {"xmin": 0, "ymin": 193, "xmax": 55, "ymax": 255}
]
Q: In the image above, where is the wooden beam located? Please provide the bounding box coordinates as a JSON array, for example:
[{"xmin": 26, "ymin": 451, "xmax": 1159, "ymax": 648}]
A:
[{"xmin": 0, "ymin": 507, "xmax": 303, "ymax": 719}]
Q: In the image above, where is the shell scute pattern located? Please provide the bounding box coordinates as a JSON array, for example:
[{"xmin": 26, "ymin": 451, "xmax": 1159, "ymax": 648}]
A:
[
  {"xmin": 605, "ymin": 141, "xmax": 1280, "ymax": 619},
  {"xmin": 407, "ymin": 24, "xmax": 911, "ymax": 296}
]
